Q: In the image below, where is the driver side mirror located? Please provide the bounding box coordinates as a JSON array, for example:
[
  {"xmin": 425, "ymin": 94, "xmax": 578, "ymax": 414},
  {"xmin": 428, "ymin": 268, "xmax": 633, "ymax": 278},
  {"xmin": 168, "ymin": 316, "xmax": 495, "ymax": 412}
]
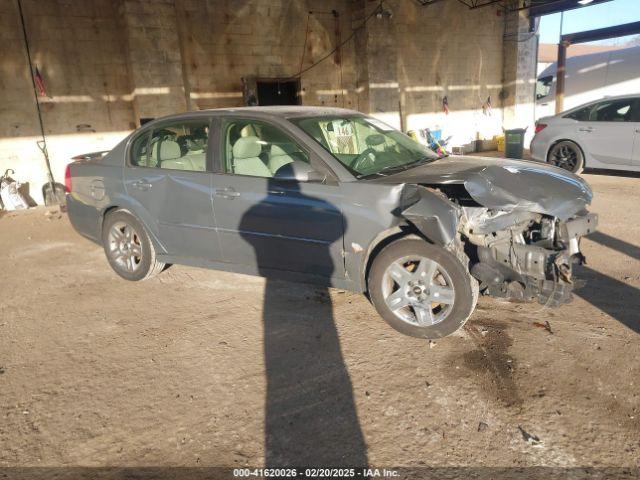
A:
[{"xmin": 274, "ymin": 160, "xmax": 326, "ymax": 183}]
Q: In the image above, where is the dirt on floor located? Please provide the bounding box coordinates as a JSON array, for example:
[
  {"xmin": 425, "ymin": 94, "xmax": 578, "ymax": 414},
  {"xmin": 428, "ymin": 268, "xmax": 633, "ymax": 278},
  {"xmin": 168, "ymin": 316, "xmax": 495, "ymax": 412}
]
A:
[{"xmin": 0, "ymin": 171, "xmax": 639, "ymax": 479}]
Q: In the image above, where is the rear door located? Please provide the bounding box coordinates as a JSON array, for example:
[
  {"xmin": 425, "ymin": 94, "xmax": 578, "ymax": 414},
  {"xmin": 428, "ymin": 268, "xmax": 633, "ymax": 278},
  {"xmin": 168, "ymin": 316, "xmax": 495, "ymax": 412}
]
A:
[
  {"xmin": 124, "ymin": 118, "xmax": 223, "ymax": 261},
  {"xmin": 576, "ymin": 98, "xmax": 637, "ymax": 167},
  {"xmin": 210, "ymin": 117, "xmax": 345, "ymax": 280}
]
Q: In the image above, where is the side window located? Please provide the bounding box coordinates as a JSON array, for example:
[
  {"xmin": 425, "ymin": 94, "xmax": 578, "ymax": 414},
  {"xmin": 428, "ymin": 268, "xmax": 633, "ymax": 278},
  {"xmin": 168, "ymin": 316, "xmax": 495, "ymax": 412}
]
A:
[
  {"xmin": 536, "ymin": 75, "xmax": 553, "ymax": 100},
  {"xmin": 146, "ymin": 121, "xmax": 209, "ymax": 171},
  {"xmin": 589, "ymin": 99, "xmax": 635, "ymax": 122},
  {"xmin": 130, "ymin": 132, "xmax": 151, "ymax": 166},
  {"xmin": 224, "ymin": 120, "xmax": 309, "ymax": 178},
  {"xmin": 632, "ymin": 100, "xmax": 640, "ymax": 122}
]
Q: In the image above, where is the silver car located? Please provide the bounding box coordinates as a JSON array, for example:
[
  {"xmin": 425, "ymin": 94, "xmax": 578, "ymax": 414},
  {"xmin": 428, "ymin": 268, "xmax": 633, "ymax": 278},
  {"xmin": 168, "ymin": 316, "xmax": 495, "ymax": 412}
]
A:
[
  {"xmin": 65, "ymin": 107, "xmax": 597, "ymax": 339},
  {"xmin": 531, "ymin": 94, "xmax": 640, "ymax": 173}
]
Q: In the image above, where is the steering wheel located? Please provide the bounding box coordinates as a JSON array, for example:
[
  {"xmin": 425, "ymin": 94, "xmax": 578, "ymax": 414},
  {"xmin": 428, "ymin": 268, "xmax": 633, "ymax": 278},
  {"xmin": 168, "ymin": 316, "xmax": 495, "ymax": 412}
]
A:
[{"xmin": 352, "ymin": 148, "xmax": 377, "ymax": 171}]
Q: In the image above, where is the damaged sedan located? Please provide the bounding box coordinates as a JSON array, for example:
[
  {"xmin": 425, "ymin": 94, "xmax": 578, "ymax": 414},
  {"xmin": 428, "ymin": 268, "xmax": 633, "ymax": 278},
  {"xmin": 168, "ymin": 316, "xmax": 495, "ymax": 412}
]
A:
[{"xmin": 65, "ymin": 107, "xmax": 597, "ymax": 338}]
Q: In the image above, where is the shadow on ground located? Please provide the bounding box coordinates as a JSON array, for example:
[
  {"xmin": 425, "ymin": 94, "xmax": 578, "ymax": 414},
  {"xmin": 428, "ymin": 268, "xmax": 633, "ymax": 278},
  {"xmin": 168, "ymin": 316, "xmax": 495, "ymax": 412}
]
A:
[{"xmin": 239, "ymin": 178, "xmax": 368, "ymax": 467}]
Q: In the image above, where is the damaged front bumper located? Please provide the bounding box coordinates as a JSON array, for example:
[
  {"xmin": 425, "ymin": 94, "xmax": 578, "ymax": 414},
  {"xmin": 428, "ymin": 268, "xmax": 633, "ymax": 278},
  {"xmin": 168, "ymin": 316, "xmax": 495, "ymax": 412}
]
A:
[{"xmin": 461, "ymin": 208, "xmax": 598, "ymax": 307}]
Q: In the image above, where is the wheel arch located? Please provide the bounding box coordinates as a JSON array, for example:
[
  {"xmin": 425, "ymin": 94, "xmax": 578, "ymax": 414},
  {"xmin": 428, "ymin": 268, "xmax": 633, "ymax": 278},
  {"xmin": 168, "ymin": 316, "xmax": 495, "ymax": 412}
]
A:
[
  {"xmin": 95, "ymin": 205, "xmax": 121, "ymax": 240},
  {"xmin": 99, "ymin": 204, "xmax": 166, "ymax": 254},
  {"xmin": 361, "ymin": 225, "xmax": 432, "ymax": 295},
  {"xmin": 546, "ymin": 138, "xmax": 586, "ymax": 168}
]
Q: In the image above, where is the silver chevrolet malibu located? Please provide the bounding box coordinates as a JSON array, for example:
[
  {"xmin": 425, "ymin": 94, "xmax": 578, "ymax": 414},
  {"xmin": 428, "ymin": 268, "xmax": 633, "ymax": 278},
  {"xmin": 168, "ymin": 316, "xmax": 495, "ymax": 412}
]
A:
[{"xmin": 65, "ymin": 106, "xmax": 597, "ymax": 339}]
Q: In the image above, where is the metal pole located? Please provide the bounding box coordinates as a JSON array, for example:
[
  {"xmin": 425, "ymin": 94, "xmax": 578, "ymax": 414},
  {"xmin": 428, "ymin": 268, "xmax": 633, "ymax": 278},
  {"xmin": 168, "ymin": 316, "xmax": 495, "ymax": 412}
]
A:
[
  {"xmin": 556, "ymin": 40, "xmax": 568, "ymax": 114},
  {"xmin": 16, "ymin": 0, "xmax": 57, "ymax": 203},
  {"xmin": 555, "ymin": 12, "xmax": 566, "ymax": 114}
]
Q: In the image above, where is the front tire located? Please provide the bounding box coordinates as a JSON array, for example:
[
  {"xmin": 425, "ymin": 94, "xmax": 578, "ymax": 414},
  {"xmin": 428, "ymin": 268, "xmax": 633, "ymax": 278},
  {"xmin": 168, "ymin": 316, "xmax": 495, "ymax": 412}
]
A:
[
  {"xmin": 547, "ymin": 140, "xmax": 584, "ymax": 173},
  {"xmin": 368, "ymin": 238, "xmax": 476, "ymax": 339},
  {"xmin": 102, "ymin": 210, "xmax": 165, "ymax": 281}
]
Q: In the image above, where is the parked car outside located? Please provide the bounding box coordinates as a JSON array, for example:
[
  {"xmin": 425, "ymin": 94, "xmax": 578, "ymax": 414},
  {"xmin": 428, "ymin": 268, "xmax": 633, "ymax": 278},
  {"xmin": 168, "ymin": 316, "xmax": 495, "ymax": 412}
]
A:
[
  {"xmin": 535, "ymin": 45, "xmax": 640, "ymax": 120},
  {"xmin": 531, "ymin": 94, "xmax": 640, "ymax": 173},
  {"xmin": 66, "ymin": 107, "xmax": 597, "ymax": 339}
]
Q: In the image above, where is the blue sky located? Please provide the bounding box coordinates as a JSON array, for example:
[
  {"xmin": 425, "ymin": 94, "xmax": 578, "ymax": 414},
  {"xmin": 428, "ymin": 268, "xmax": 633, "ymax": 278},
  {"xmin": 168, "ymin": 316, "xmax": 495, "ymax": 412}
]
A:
[{"xmin": 539, "ymin": 0, "xmax": 640, "ymax": 44}]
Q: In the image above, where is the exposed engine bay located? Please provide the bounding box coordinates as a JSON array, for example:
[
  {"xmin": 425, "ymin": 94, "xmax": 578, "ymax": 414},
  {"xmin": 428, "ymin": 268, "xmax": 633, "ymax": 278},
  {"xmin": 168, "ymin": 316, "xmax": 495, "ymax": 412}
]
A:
[{"xmin": 459, "ymin": 206, "xmax": 597, "ymax": 306}]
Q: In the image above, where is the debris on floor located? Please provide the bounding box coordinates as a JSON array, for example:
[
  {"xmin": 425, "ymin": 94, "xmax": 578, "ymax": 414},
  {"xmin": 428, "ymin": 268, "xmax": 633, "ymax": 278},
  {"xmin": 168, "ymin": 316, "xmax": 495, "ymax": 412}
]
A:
[
  {"xmin": 477, "ymin": 421, "xmax": 489, "ymax": 432},
  {"xmin": 518, "ymin": 425, "xmax": 542, "ymax": 445},
  {"xmin": 533, "ymin": 320, "xmax": 553, "ymax": 334},
  {"xmin": 0, "ymin": 169, "xmax": 30, "ymax": 211},
  {"xmin": 44, "ymin": 209, "xmax": 63, "ymax": 220}
]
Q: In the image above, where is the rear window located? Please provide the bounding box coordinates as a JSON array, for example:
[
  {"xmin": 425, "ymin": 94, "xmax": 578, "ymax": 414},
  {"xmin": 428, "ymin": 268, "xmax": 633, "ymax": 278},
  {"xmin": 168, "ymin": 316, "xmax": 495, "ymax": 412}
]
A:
[
  {"xmin": 565, "ymin": 99, "xmax": 639, "ymax": 122},
  {"xmin": 130, "ymin": 132, "xmax": 151, "ymax": 166}
]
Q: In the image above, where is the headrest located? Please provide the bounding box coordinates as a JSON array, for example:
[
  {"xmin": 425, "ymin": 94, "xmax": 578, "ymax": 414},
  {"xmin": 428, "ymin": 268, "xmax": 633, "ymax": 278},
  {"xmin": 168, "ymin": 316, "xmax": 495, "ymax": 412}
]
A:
[
  {"xmin": 270, "ymin": 143, "xmax": 298, "ymax": 156},
  {"xmin": 233, "ymin": 136, "xmax": 261, "ymax": 159},
  {"xmin": 240, "ymin": 124, "xmax": 257, "ymax": 137},
  {"xmin": 160, "ymin": 140, "xmax": 181, "ymax": 160}
]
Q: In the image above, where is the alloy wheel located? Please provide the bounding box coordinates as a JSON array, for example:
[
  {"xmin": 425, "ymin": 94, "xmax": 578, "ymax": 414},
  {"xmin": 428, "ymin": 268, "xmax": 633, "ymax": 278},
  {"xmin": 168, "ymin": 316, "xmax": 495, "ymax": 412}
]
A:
[
  {"xmin": 550, "ymin": 143, "xmax": 579, "ymax": 171},
  {"xmin": 381, "ymin": 255, "xmax": 455, "ymax": 327},
  {"xmin": 107, "ymin": 221, "xmax": 143, "ymax": 273}
]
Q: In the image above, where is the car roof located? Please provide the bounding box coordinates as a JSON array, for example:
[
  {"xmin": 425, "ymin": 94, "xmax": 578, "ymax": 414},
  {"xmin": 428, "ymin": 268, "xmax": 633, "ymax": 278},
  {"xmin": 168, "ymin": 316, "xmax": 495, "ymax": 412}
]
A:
[
  {"xmin": 554, "ymin": 93, "xmax": 640, "ymax": 117},
  {"xmin": 148, "ymin": 106, "xmax": 362, "ymax": 124},
  {"xmin": 565, "ymin": 94, "xmax": 640, "ymax": 110}
]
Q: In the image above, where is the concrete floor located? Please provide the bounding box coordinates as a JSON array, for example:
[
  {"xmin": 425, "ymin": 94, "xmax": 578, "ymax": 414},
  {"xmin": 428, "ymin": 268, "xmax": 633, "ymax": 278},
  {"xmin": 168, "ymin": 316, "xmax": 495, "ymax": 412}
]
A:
[{"xmin": 0, "ymin": 171, "xmax": 639, "ymax": 478}]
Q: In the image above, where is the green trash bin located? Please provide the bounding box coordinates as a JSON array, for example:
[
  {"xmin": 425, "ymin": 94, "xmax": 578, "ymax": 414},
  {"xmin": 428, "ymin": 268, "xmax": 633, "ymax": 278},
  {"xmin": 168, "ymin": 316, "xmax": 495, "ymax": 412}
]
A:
[{"xmin": 504, "ymin": 128, "xmax": 527, "ymax": 159}]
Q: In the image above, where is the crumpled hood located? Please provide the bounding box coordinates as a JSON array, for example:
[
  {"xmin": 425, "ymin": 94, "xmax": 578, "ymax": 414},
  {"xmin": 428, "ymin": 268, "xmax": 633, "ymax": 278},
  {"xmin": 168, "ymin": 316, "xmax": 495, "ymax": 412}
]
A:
[{"xmin": 371, "ymin": 155, "xmax": 593, "ymax": 220}]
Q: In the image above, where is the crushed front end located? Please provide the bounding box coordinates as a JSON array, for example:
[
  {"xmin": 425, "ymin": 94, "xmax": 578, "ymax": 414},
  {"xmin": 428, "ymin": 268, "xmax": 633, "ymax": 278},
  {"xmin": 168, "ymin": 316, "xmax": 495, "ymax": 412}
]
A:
[
  {"xmin": 392, "ymin": 158, "xmax": 599, "ymax": 307},
  {"xmin": 460, "ymin": 207, "xmax": 597, "ymax": 306}
]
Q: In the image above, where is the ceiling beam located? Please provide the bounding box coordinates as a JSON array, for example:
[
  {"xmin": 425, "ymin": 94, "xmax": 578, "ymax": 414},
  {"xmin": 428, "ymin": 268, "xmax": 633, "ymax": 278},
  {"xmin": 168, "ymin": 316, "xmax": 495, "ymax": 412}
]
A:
[{"xmin": 561, "ymin": 20, "xmax": 640, "ymax": 44}]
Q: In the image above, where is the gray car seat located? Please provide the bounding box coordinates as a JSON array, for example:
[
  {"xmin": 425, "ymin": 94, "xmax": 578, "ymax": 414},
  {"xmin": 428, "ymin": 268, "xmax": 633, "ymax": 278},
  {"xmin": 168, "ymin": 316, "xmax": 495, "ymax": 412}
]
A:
[
  {"xmin": 268, "ymin": 144, "xmax": 299, "ymax": 175},
  {"xmin": 232, "ymin": 136, "xmax": 272, "ymax": 177},
  {"xmin": 153, "ymin": 140, "xmax": 181, "ymax": 167}
]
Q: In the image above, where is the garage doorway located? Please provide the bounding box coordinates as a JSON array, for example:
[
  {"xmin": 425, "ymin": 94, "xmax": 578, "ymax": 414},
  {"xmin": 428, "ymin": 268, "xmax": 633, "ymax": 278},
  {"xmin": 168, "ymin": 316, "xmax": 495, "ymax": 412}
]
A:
[{"xmin": 256, "ymin": 79, "xmax": 300, "ymax": 106}]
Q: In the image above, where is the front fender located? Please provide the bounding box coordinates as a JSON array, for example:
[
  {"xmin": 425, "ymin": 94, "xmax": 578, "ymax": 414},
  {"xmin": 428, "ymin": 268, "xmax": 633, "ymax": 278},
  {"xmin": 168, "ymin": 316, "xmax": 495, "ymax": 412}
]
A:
[{"xmin": 400, "ymin": 185, "xmax": 460, "ymax": 247}]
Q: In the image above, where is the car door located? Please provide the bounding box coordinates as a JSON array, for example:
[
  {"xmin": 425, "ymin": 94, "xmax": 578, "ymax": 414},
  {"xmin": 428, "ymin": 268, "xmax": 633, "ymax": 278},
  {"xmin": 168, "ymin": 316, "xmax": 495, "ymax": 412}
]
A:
[
  {"xmin": 576, "ymin": 98, "xmax": 637, "ymax": 167},
  {"xmin": 535, "ymin": 74, "xmax": 555, "ymax": 120},
  {"xmin": 210, "ymin": 117, "xmax": 345, "ymax": 280},
  {"xmin": 124, "ymin": 118, "xmax": 223, "ymax": 261},
  {"xmin": 630, "ymin": 100, "xmax": 640, "ymax": 168}
]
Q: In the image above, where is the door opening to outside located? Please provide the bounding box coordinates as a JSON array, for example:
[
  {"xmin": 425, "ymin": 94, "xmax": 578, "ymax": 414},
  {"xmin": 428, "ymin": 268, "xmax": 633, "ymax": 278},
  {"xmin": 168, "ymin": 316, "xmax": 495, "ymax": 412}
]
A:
[{"xmin": 256, "ymin": 80, "xmax": 300, "ymax": 106}]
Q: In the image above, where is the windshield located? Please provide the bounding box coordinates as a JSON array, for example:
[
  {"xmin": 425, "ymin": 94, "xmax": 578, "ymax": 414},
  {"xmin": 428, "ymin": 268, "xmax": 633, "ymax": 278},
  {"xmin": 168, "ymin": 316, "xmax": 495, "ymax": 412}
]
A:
[{"xmin": 290, "ymin": 115, "xmax": 439, "ymax": 178}]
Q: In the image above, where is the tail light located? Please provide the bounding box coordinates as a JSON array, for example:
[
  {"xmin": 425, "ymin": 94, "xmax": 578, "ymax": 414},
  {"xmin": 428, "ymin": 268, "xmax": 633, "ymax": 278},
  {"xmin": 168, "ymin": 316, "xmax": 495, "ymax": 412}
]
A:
[
  {"xmin": 64, "ymin": 163, "xmax": 72, "ymax": 193},
  {"xmin": 535, "ymin": 123, "xmax": 547, "ymax": 134}
]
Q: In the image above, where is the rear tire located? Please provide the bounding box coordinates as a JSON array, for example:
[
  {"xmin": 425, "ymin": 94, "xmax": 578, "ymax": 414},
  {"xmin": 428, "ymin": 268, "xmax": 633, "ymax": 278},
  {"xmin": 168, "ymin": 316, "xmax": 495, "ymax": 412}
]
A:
[
  {"xmin": 102, "ymin": 210, "xmax": 165, "ymax": 281},
  {"xmin": 547, "ymin": 140, "xmax": 584, "ymax": 173},
  {"xmin": 368, "ymin": 237, "xmax": 476, "ymax": 339}
]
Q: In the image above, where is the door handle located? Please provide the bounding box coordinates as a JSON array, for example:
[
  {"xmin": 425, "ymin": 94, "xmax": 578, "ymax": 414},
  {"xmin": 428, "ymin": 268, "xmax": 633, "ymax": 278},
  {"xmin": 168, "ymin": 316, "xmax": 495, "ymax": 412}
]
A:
[
  {"xmin": 215, "ymin": 187, "xmax": 240, "ymax": 199},
  {"xmin": 268, "ymin": 189, "xmax": 286, "ymax": 196},
  {"xmin": 578, "ymin": 127, "xmax": 594, "ymax": 133},
  {"xmin": 132, "ymin": 179, "xmax": 152, "ymax": 190}
]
